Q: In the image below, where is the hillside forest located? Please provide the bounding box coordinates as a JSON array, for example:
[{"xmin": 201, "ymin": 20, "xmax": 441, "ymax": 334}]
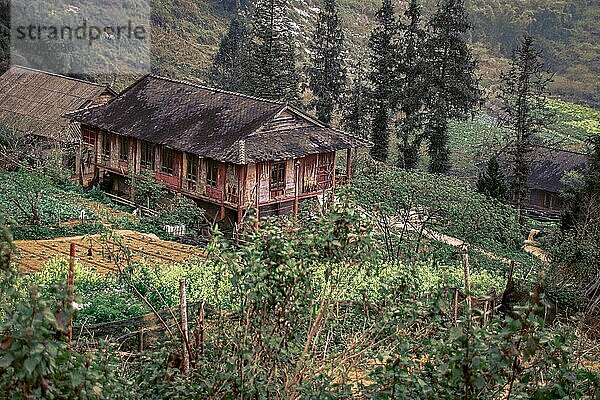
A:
[{"xmin": 0, "ymin": 0, "xmax": 599, "ymax": 107}]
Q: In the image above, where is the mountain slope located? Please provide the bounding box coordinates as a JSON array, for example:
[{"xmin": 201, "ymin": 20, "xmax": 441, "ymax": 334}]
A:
[{"xmin": 149, "ymin": 0, "xmax": 599, "ymax": 107}]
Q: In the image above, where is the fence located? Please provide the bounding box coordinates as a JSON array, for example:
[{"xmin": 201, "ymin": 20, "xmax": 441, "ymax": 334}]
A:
[
  {"xmin": 75, "ymin": 288, "xmax": 500, "ymax": 354},
  {"xmin": 104, "ymin": 192, "xmax": 158, "ymax": 217}
]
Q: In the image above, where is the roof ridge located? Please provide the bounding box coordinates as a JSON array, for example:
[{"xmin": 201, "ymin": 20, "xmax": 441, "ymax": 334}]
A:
[
  {"xmin": 9, "ymin": 65, "xmax": 112, "ymax": 89},
  {"xmin": 63, "ymin": 102, "xmax": 107, "ymax": 118},
  {"xmin": 498, "ymin": 140, "xmax": 590, "ymax": 157},
  {"xmin": 532, "ymin": 143, "xmax": 590, "ymax": 156},
  {"xmin": 149, "ymin": 75, "xmax": 286, "ymax": 106}
]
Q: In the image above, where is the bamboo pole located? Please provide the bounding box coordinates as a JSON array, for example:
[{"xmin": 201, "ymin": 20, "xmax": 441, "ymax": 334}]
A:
[
  {"xmin": 199, "ymin": 302, "xmax": 205, "ymax": 356},
  {"xmin": 138, "ymin": 329, "xmax": 144, "ymax": 353},
  {"xmin": 67, "ymin": 243, "xmax": 75, "ymax": 345},
  {"xmin": 180, "ymin": 279, "xmax": 190, "ymax": 372},
  {"xmin": 462, "ymin": 244, "xmax": 471, "ymax": 311},
  {"xmin": 346, "ymin": 148, "xmax": 352, "ymax": 182},
  {"xmin": 293, "ymin": 161, "xmax": 300, "ymax": 219}
]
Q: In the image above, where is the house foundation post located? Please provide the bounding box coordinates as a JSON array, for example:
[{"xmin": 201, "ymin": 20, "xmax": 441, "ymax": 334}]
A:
[
  {"xmin": 346, "ymin": 148, "xmax": 352, "ymax": 183},
  {"xmin": 293, "ymin": 160, "xmax": 300, "ymax": 219}
]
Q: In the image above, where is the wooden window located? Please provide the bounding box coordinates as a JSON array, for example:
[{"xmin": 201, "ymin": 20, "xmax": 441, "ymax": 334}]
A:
[
  {"xmin": 82, "ymin": 128, "xmax": 96, "ymax": 146},
  {"xmin": 270, "ymin": 161, "xmax": 286, "ymax": 193},
  {"xmin": 207, "ymin": 159, "xmax": 218, "ymax": 188},
  {"xmin": 187, "ymin": 155, "xmax": 198, "ymax": 191},
  {"xmin": 101, "ymin": 133, "xmax": 111, "ymax": 159},
  {"xmin": 119, "ymin": 136, "xmax": 129, "ymax": 162},
  {"xmin": 141, "ymin": 141, "xmax": 155, "ymax": 170},
  {"xmin": 544, "ymin": 192, "xmax": 552, "ymax": 209},
  {"xmin": 161, "ymin": 147, "xmax": 175, "ymax": 175}
]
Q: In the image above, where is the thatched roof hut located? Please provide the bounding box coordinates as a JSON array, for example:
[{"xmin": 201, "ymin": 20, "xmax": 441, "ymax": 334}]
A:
[{"xmin": 0, "ymin": 66, "xmax": 116, "ymax": 143}]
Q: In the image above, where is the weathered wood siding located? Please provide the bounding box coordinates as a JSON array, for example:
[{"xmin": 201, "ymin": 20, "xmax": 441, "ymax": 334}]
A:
[
  {"xmin": 257, "ymin": 110, "xmax": 313, "ymax": 132},
  {"xmin": 83, "ymin": 126, "xmax": 341, "ymax": 212}
]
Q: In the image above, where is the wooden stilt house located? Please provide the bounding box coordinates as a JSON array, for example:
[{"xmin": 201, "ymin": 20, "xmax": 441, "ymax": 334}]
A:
[{"xmin": 67, "ymin": 75, "xmax": 369, "ymax": 223}]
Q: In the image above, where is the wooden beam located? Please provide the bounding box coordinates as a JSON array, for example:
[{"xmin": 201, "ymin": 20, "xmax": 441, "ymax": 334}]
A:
[
  {"xmin": 346, "ymin": 148, "xmax": 352, "ymax": 182},
  {"xmin": 220, "ymin": 164, "xmax": 226, "ymax": 222},
  {"xmin": 255, "ymin": 164, "xmax": 261, "ymax": 232},
  {"xmin": 293, "ymin": 160, "xmax": 300, "ymax": 219},
  {"xmin": 331, "ymin": 152, "xmax": 336, "ymax": 204}
]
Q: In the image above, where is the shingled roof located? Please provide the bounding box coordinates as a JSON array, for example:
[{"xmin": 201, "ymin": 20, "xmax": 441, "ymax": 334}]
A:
[
  {"xmin": 0, "ymin": 66, "xmax": 115, "ymax": 143},
  {"xmin": 498, "ymin": 145, "xmax": 589, "ymax": 193},
  {"xmin": 67, "ymin": 75, "xmax": 369, "ymax": 164}
]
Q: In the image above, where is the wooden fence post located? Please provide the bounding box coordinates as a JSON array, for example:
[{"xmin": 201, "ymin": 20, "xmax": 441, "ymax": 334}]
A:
[
  {"xmin": 138, "ymin": 329, "xmax": 144, "ymax": 352},
  {"xmin": 67, "ymin": 243, "xmax": 75, "ymax": 345},
  {"xmin": 199, "ymin": 302, "xmax": 205, "ymax": 357},
  {"xmin": 180, "ymin": 279, "xmax": 190, "ymax": 372},
  {"xmin": 462, "ymin": 244, "xmax": 471, "ymax": 311},
  {"xmin": 453, "ymin": 288, "xmax": 459, "ymax": 325}
]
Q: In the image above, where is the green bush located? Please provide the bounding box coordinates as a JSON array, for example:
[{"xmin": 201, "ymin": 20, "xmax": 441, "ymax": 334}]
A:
[{"xmin": 11, "ymin": 222, "xmax": 106, "ymax": 240}]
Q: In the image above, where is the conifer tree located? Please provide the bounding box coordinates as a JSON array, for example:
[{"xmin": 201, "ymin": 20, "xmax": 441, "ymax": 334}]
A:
[
  {"xmin": 209, "ymin": 17, "xmax": 252, "ymax": 93},
  {"xmin": 425, "ymin": 0, "xmax": 480, "ymax": 173},
  {"xmin": 476, "ymin": 156, "xmax": 509, "ymax": 200},
  {"xmin": 500, "ymin": 36, "xmax": 552, "ymax": 220},
  {"xmin": 341, "ymin": 62, "xmax": 370, "ymax": 139},
  {"xmin": 561, "ymin": 133, "xmax": 600, "ymax": 231},
  {"xmin": 248, "ymin": 0, "xmax": 299, "ymax": 103},
  {"xmin": 552, "ymin": 131, "xmax": 600, "ymax": 310},
  {"xmin": 396, "ymin": 0, "xmax": 428, "ymax": 169},
  {"xmin": 368, "ymin": 0, "xmax": 399, "ymax": 162},
  {"xmin": 307, "ymin": 0, "xmax": 346, "ymax": 124}
]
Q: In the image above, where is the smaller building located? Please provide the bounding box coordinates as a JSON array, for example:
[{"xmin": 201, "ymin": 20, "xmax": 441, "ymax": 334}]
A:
[
  {"xmin": 67, "ymin": 75, "xmax": 369, "ymax": 223},
  {"xmin": 497, "ymin": 145, "xmax": 589, "ymax": 213},
  {"xmin": 0, "ymin": 66, "xmax": 116, "ymax": 168}
]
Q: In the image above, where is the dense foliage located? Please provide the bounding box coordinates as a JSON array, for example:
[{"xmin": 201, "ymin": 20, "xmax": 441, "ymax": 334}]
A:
[
  {"xmin": 0, "ymin": 219, "xmax": 126, "ymax": 399},
  {"xmin": 2, "ymin": 198, "xmax": 598, "ymax": 398},
  {"xmin": 547, "ymin": 134, "xmax": 600, "ymax": 312}
]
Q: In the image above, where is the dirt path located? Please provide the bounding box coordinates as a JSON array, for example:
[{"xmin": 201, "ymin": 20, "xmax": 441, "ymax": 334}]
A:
[{"xmin": 387, "ymin": 215, "xmax": 548, "ymax": 265}]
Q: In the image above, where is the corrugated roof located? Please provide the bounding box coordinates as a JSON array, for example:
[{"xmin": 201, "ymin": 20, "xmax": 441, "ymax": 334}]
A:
[
  {"xmin": 67, "ymin": 75, "xmax": 369, "ymax": 164},
  {"xmin": 0, "ymin": 66, "xmax": 114, "ymax": 143},
  {"xmin": 498, "ymin": 145, "xmax": 589, "ymax": 193}
]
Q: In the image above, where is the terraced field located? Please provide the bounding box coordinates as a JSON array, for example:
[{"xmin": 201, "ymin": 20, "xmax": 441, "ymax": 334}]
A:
[{"xmin": 14, "ymin": 230, "xmax": 205, "ymax": 273}]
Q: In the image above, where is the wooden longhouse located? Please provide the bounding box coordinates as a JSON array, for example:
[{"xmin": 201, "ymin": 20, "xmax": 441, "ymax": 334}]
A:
[
  {"xmin": 67, "ymin": 75, "xmax": 369, "ymax": 223},
  {"xmin": 0, "ymin": 66, "xmax": 116, "ymax": 168}
]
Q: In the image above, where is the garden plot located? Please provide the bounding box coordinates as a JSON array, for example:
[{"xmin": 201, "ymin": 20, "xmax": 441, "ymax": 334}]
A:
[{"xmin": 14, "ymin": 230, "xmax": 205, "ymax": 273}]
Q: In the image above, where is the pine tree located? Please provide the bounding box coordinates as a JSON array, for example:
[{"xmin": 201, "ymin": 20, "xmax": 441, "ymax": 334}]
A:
[
  {"xmin": 586, "ymin": 133, "xmax": 600, "ymax": 195},
  {"xmin": 209, "ymin": 17, "xmax": 252, "ymax": 93},
  {"xmin": 341, "ymin": 62, "xmax": 370, "ymax": 139},
  {"xmin": 368, "ymin": 0, "xmax": 399, "ymax": 162},
  {"xmin": 247, "ymin": 0, "xmax": 299, "ymax": 103},
  {"xmin": 477, "ymin": 156, "xmax": 509, "ymax": 200},
  {"xmin": 500, "ymin": 36, "xmax": 552, "ymax": 221},
  {"xmin": 562, "ymin": 132, "xmax": 600, "ymax": 231},
  {"xmin": 396, "ymin": 0, "xmax": 428, "ymax": 169},
  {"xmin": 552, "ymin": 129, "xmax": 600, "ymax": 310},
  {"xmin": 307, "ymin": 0, "xmax": 346, "ymax": 124},
  {"xmin": 425, "ymin": 0, "xmax": 480, "ymax": 173}
]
